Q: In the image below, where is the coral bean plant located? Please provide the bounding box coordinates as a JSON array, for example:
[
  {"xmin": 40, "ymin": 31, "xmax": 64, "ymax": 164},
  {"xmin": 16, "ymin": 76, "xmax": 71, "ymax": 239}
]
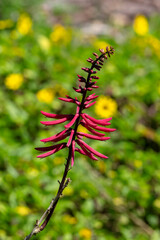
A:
[{"xmin": 24, "ymin": 46, "xmax": 115, "ymax": 239}]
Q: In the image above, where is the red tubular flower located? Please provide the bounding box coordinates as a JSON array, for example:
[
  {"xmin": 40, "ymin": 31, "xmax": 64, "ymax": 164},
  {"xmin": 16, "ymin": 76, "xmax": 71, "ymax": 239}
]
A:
[{"xmin": 36, "ymin": 46, "xmax": 115, "ymax": 166}]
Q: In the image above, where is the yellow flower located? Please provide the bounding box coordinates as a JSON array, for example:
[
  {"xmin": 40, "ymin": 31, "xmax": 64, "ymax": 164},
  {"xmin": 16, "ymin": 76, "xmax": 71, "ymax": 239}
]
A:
[
  {"xmin": 53, "ymin": 157, "xmax": 65, "ymax": 165},
  {"xmin": 154, "ymin": 199, "xmax": 160, "ymax": 209},
  {"xmin": 36, "ymin": 88, "xmax": 55, "ymax": 104},
  {"xmin": 108, "ymin": 170, "xmax": 116, "ymax": 179},
  {"xmin": 62, "ymin": 214, "xmax": 77, "ymax": 224},
  {"xmin": 95, "ymin": 95, "xmax": 117, "ymax": 118},
  {"xmin": 0, "ymin": 19, "xmax": 13, "ymax": 30},
  {"xmin": 54, "ymin": 84, "xmax": 68, "ymax": 97},
  {"xmin": 15, "ymin": 205, "xmax": 31, "ymax": 216},
  {"xmin": 113, "ymin": 197, "xmax": 124, "ymax": 206},
  {"xmin": 146, "ymin": 35, "xmax": 160, "ymax": 58},
  {"xmin": 12, "ymin": 47, "xmax": 25, "ymax": 57},
  {"xmin": 79, "ymin": 228, "xmax": 92, "ymax": 239},
  {"xmin": 17, "ymin": 13, "xmax": 32, "ymax": 35},
  {"xmin": 27, "ymin": 168, "xmax": 39, "ymax": 177},
  {"xmin": 133, "ymin": 160, "xmax": 142, "ymax": 168},
  {"xmin": 50, "ymin": 24, "xmax": 71, "ymax": 45},
  {"xmin": 63, "ymin": 186, "xmax": 74, "ymax": 196},
  {"xmin": 77, "ymin": 125, "xmax": 88, "ymax": 134},
  {"xmin": 93, "ymin": 40, "xmax": 110, "ymax": 50},
  {"xmin": 5, "ymin": 73, "xmax": 24, "ymax": 90},
  {"xmin": 80, "ymin": 189, "xmax": 89, "ymax": 199},
  {"xmin": 133, "ymin": 15, "xmax": 149, "ymax": 36},
  {"xmin": 38, "ymin": 35, "xmax": 51, "ymax": 52},
  {"xmin": 97, "ymin": 161, "xmax": 106, "ymax": 174}
]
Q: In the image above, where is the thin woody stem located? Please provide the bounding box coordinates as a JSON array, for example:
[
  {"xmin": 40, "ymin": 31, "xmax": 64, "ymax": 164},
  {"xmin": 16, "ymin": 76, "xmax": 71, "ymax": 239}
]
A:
[{"xmin": 24, "ymin": 50, "xmax": 111, "ymax": 240}]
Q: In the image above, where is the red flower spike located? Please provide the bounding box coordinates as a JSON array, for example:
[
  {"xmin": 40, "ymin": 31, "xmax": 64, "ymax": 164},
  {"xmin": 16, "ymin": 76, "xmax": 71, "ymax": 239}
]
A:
[{"xmin": 36, "ymin": 46, "xmax": 115, "ymax": 166}]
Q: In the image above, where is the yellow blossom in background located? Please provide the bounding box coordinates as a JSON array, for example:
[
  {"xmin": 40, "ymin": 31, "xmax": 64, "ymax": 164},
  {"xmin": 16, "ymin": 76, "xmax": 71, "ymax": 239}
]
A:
[
  {"xmin": 95, "ymin": 95, "xmax": 117, "ymax": 118},
  {"xmin": 0, "ymin": 230, "xmax": 6, "ymax": 237},
  {"xmin": 154, "ymin": 199, "xmax": 160, "ymax": 209},
  {"xmin": 133, "ymin": 15, "xmax": 149, "ymax": 36},
  {"xmin": 80, "ymin": 189, "xmax": 89, "ymax": 199},
  {"xmin": 53, "ymin": 156, "xmax": 65, "ymax": 165},
  {"xmin": 97, "ymin": 161, "xmax": 106, "ymax": 174},
  {"xmin": 12, "ymin": 47, "xmax": 25, "ymax": 57},
  {"xmin": 27, "ymin": 167, "xmax": 39, "ymax": 177},
  {"xmin": 5, "ymin": 73, "xmax": 24, "ymax": 90},
  {"xmin": 133, "ymin": 160, "xmax": 142, "ymax": 168},
  {"xmin": 93, "ymin": 40, "xmax": 110, "ymax": 50},
  {"xmin": 38, "ymin": 35, "xmax": 51, "ymax": 52},
  {"xmin": 113, "ymin": 197, "xmax": 124, "ymax": 206},
  {"xmin": 146, "ymin": 35, "xmax": 160, "ymax": 58},
  {"xmin": 79, "ymin": 228, "xmax": 92, "ymax": 239},
  {"xmin": 63, "ymin": 186, "xmax": 74, "ymax": 196},
  {"xmin": 50, "ymin": 24, "xmax": 71, "ymax": 45},
  {"xmin": 62, "ymin": 214, "xmax": 77, "ymax": 224},
  {"xmin": 108, "ymin": 170, "xmax": 116, "ymax": 179},
  {"xmin": 36, "ymin": 88, "xmax": 55, "ymax": 104},
  {"xmin": 15, "ymin": 205, "xmax": 31, "ymax": 216},
  {"xmin": 0, "ymin": 19, "xmax": 13, "ymax": 30},
  {"xmin": 54, "ymin": 84, "xmax": 68, "ymax": 97},
  {"xmin": 77, "ymin": 124, "xmax": 88, "ymax": 134},
  {"xmin": 17, "ymin": 13, "xmax": 32, "ymax": 35}
]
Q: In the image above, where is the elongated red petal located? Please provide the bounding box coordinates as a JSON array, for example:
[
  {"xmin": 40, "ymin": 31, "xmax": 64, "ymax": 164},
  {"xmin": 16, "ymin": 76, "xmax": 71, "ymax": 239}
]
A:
[
  {"xmin": 35, "ymin": 145, "xmax": 59, "ymax": 152},
  {"xmin": 86, "ymin": 95, "xmax": 98, "ymax": 101},
  {"xmin": 76, "ymin": 147, "xmax": 98, "ymax": 161},
  {"xmin": 84, "ymin": 99, "xmax": 93, "ymax": 105},
  {"xmin": 40, "ymin": 117, "xmax": 69, "ymax": 126},
  {"xmin": 71, "ymin": 140, "xmax": 75, "ymax": 167},
  {"xmin": 77, "ymin": 132, "xmax": 110, "ymax": 141},
  {"xmin": 41, "ymin": 132, "xmax": 70, "ymax": 143},
  {"xmin": 76, "ymin": 139, "xmax": 108, "ymax": 159},
  {"xmin": 91, "ymin": 85, "xmax": 99, "ymax": 88},
  {"xmin": 84, "ymin": 114, "xmax": 112, "ymax": 126},
  {"xmin": 59, "ymin": 97, "xmax": 75, "ymax": 103},
  {"xmin": 67, "ymin": 129, "xmax": 75, "ymax": 147},
  {"xmin": 65, "ymin": 114, "xmax": 79, "ymax": 128},
  {"xmin": 41, "ymin": 111, "xmax": 73, "ymax": 119},
  {"xmin": 80, "ymin": 121, "xmax": 105, "ymax": 137},
  {"xmin": 92, "ymin": 125, "xmax": 116, "ymax": 133},
  {"xmin": 37, "ymin": 143, "xmax": 66, "ymax": 158},
  {"xmin": 86, "ymin": 87, "xmax": 93, "ymax": 91},
  {"xmin": 84, "ymin": 101, "xmax": 96, "ymax": 109},
  {"xmin": 40, "ymin": 129, "xmax": 69, "ymax": 143},
  {"xmin": 81, "ymin": 114, "xmax": 97, "ymax": 128},
  {"xmin": 76, "ymin": 142, "xmax": 98, "ymax": 161}
]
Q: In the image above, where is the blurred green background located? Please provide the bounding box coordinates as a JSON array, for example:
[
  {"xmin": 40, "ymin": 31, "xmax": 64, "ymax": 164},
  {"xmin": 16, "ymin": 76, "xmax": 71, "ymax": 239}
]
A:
[{"xmin": 0, "ymin": 0, "xmax": 160, "ymax": 239}]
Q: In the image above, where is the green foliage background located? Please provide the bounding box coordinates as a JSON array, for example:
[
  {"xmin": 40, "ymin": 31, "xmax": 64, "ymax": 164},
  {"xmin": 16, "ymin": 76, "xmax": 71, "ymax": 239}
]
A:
[{"xmin": 0, "ymin": 2, "xmax": 160, "ymax": 240}]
